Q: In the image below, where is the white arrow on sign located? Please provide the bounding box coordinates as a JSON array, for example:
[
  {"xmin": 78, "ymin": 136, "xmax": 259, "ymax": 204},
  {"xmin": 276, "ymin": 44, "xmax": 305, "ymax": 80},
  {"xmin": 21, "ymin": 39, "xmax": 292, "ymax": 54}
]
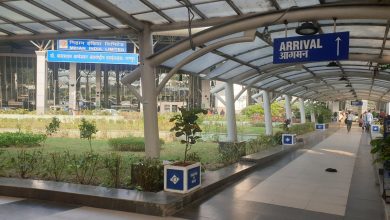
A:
[{"xmin": 335, "ymin": 37, "xmax": 341, "ymax": 56}]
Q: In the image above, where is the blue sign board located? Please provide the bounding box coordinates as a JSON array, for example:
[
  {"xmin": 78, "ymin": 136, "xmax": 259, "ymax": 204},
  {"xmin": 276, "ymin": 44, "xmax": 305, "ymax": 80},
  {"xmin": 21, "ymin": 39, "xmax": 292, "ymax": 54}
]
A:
[
  {"xmin": 316, "ymin": 124, "xmax": 324, "ymax": 130},
  {"xmin": 57, "ymin": 39, "xmax": 127, "ymax": 53},
  {"xmin": 166, "ymin": 169, "xmax": 184, "ymax": 191},
  {"xmin": 351, "ymin": 101, "xmax": 363, "ymax": 106},
  {"xmin": 372, "ymin": 125, "xmax": 380, "ymax": 132},
  {"xmin": 187, "ymin": 166, "xmax": 201, "ymax": 190},
  {"xmin": 273, "ymin": 32, "xmax": 349, "ymax": 64},
  {"xmin": 47, "ymin": 50, "xmax": 138, "ymax": 65}
]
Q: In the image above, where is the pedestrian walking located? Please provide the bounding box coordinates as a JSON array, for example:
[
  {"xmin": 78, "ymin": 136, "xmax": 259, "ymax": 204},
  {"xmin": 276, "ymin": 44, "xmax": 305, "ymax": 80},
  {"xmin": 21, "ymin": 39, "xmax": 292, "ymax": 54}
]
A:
[{"xmin": 346, "ymin": 111, "xmax": 354, "ymax": 132}]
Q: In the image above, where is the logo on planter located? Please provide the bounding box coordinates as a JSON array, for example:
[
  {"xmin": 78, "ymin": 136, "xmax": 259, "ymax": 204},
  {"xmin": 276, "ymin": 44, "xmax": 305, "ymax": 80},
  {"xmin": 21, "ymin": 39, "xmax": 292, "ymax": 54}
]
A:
[
  {"xmin": 373, "ymin": 125, "xmax": 379, "ymax": 132},
  {"xmin": 316, "ymin": 124, "xmax": 324, "ymax": 129},
  {"xmin": 283, "ymin": 135, "xmax": 293, "ymax": 144},
  {"xmin": 187, "ymin": 166, "xmax": 201, "ymax": 190},
  {"xmin": 166, "ymin": 169, "xmax": 184, "ymax": 190}
]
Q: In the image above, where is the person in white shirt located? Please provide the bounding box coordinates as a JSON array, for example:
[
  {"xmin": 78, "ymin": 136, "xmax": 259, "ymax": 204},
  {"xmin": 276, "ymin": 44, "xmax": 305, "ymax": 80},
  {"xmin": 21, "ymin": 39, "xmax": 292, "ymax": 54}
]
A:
[
  {"xmin": 365, "ymin": 110, "xmax": 373, "ymax": 131},
  {"xmin": 346, "ymin": 111, "xmax": 354, "ymax": 132}
]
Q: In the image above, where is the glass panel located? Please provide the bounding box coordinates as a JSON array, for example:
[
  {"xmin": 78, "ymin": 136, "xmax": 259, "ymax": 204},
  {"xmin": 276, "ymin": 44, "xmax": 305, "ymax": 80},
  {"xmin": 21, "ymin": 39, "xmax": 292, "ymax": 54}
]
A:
[
  {"xmin": 309, "ymin": 66, "xmax": 339, "ymax": 71},
  {"xmin": 148, "ymin": 0, "xmax": 181, "ymax": 9},
  {"xmin": 190, "ymin": 0, "xmax": 214, "ymax": 4},
  {"xmin": 76, "ymin": 19, "xmax": 109, "ymax": 30},
  {"xmin": 286, "ymin": 72, "xmax": 311, "ymax": 80},
  {"xmin": 350, "ymin": 48, "xmax": 381, "ymax": 55},
  {"xmin": 236, "ymin": 47, "xmax": 273, "ymax": 62},
  {"xmin": 250, "ymin": 56, "xmax": 273, "ymax": 67},
  {"xmin": 133, "ymin": 12, "xmax": 168, "ymax": 24},
  {"xmin": 6, "ymin": 1, "xmax": 59, "ymax": 21},
  {"xmin": 102, "ymin": 17, "xmax": 128, "ymax": 28},
  {"xmin": 182, "ymin": 53, "xmax": 225, "ymax": 73},
  {"xmin": 0, "ymin": 32, "xmax": 7, "ymax": 36},
  {"xmin": 35, "ymin": 0, "xmax": 88, "ymax": 19},
  {"xmin": 318, "ymin": 19, "xmax": 387, "ymax": 25},
  {"xmin": 350, "ymin": 39, "xmax": 382, "ymax": 48},
  {"xmin": 304, "ymin": 62, "xmax": 329, "ymax": 67},
  {"xmin": 339, "ymin": 61, "xmax": 368, "ymax": 66},
  {"xmin": 162, "ymin": 7, "xmax": 201, "ymax": 22},
  {"xmin": 271, "ymin": 29, "xmax": 300, "ymax": 40},
  {"xmin": 48, "ymin": 21, "xmax": 82, "ymax": 31},
  {"xmin": 0, "ymin": 24, "xmax": 32, "ymax": 34},
  {"xmin": 231, "ymin": 0, "xmax": 274, "ymax": 13},
  {"xmin": 108, "ymin": 0, "xmax": 150, "ymax": 14},
  {"xmin": 255, "ymin": 76, "xmax": 280, "ymax": 87},
  {"xmin": 69, "ymin": 0, "xmax": 109, "ymax": 17},
  {"xmin": 383, "ymin": 49, "xmax": 390, "ymax": 56},
  {"xmin": 294, "ymin": 0, "xmax": 320, "ymax": 7},
  {"xmin": 196, "ymin": 2, "xmax": 237, "ymax": 18},
  {"xmin": 0, "ymin": 19, "xmax": 5, "ymax": 24},
  {"xmin": 276, "ymin": 0, "xmax": 296, "ymax": 9},
  {"xmin": 218, "ymin": 40, "xmax": 267, "ymax": 55},
  {"xmin": 210, "ymin": 60, "xmax": 240, "ymax": 77},
  {"xmin": 279, "ymin": 70, "xmax": 306, "ymax": 78},
  {"xmin": 220, "ymin": 66, "xmax": 252, "ymax": 80},
  {"xmin": 321, "ymin": 25, "xmax": 386, "ymax": 38},
  {"xmin": 20, "ymin": 22, "xmax": 57, "ymax": 33},
  {"xmin": 206, "ymin": 32, "xmax": 244, "ymax": 46},
  {"xmin": 162, "ymin": 49, "xmax": 198, "ymax": 67},
  {"xmin": 190, "ymin": 0, "xmax": 215, "ymax": 3},
  {"xmin": 0, "ymin": 6, "xmax": 32, "ymax": 22}
]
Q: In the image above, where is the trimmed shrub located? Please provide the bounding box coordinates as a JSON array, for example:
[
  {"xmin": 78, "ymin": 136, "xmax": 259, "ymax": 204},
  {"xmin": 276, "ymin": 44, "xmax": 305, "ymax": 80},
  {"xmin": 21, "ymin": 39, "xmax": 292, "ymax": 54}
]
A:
[
  {"xmin": 109, "ymin": 136, "xmax": 164, "ymax": 152},
  {"xmin": 130, "ymin": 158, "xmax": 163, "ymax": 192},
  {"xmin": 0, "ymin": 132, "xmax": 46, "ymax": 148}
]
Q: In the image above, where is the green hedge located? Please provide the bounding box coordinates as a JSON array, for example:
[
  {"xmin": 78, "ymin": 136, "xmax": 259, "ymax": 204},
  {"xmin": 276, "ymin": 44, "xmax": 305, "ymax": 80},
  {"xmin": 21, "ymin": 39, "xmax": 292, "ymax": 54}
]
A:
[
  {"xmin": 288, "ymin": 122, "xmax": 315, "ymax": 135},
  {"xmin": 108, "ymin": 136, "xmax": 165, "ymax": 152},
  {"xmin": 0, "ymin": 132, "xmax": 46, "ymax": 148}
]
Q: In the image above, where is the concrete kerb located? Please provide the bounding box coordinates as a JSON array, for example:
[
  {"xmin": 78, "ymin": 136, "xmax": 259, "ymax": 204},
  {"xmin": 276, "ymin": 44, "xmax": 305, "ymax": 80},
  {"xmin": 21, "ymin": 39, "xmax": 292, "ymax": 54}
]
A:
[{"xmin": 0, "ymin": 128, "xmax": 337, "ymax": 216}]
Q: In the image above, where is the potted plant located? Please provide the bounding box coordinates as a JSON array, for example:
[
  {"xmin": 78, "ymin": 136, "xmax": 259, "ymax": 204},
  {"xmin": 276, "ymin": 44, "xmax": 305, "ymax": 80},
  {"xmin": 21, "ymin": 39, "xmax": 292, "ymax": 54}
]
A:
[
  {"xmin": 314, "ymin": 104, "xmax": 332, "ymax": 130},
  {"xmin": 164, "ymin": 107, "xmax": 207, "ymax": 193}
]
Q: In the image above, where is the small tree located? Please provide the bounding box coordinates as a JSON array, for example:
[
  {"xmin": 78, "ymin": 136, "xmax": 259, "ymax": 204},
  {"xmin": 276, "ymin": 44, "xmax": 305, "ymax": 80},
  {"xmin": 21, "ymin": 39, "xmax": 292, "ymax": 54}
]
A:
[
  {"xmin": 170, "ymin": 107, "xmax": 207, "ymax": 163},
  {"xmin": 79, "ymin": 118, "xmax": 98, "ymax": 151},
  {"xmin": 46, "ymin": 117, "xmax": 61, "ymax": 136}
]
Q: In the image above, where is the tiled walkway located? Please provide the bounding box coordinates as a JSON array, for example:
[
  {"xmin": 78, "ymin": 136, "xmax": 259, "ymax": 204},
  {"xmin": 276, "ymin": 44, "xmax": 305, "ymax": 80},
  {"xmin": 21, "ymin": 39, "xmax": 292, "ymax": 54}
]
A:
[{"xmin": 0, "ymin": 128, "xmax": 385, "ymax": 220}]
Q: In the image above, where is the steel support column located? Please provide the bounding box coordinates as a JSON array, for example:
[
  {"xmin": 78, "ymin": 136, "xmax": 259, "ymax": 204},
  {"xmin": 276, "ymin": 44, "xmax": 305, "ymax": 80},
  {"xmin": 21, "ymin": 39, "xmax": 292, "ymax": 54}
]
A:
[
  {"xmin": 35, "ymin": 51, "xmax": 47, "ymax": 115},
  {"xmin": 140, "ymin": 25, "xmax": 160, "ymax": 158},
  {"xmin": 68, "ymin": 63, "xmax": 77, "ymax": 112},
  {"xmin": 263, "ymin": 90, "xmax": 273, "ymax": 136},
  {"xmin": 225, "ymin": 82, "xmax": 237, "ymax": 142},
  {"xmin": 299, "ymin": 98, "xmax": 306, "ymax": 124},
  {"xmin": 284, "ymin": 94, "xmax": 292, "ymax": 121},
  {"xmin": 95, "ymin": 64, "xmax": 101, "ymax": 109}
]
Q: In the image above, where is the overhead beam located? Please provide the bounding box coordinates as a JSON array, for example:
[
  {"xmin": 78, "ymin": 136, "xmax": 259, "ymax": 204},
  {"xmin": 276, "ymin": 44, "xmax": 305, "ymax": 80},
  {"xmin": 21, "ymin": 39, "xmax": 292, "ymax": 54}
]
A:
[{"xmin": 85, "ymin": 0, "xmax": 144, "ymax": 32}]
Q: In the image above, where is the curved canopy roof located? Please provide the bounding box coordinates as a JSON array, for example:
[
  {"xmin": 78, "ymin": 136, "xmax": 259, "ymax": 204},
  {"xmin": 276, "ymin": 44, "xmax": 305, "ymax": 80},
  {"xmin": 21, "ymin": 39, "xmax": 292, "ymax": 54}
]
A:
[{"xmin": 0, "ymin": 0, "xmax": 390, "ymax": 103}]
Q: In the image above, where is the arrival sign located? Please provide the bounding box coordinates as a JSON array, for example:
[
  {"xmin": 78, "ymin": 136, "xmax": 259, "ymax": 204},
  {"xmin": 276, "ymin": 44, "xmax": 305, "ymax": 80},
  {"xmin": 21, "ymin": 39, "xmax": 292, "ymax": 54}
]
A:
[{"xmin": 273, "ymin": 32, "xmax": 349, "ymax": 64}]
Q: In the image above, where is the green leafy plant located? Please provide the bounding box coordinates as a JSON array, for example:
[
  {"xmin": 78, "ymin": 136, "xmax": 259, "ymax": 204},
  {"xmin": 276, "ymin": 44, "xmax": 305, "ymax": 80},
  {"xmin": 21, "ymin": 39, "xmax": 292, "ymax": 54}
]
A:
[
  {"xmin": 67, "ymin": 151, "xmax": 100, "ymax": 184},
  {"xmin": 44, "ymin": 152, "xmax": 68, "ymax": 181},
  {"xmin": 79, "ymin": 118, "xmax": 98, "ymax": 151},
  {"xmin": 10, "ymin": 149, "xmax": 42, "ymax": 178},
  {"xmin": 218, "ymin": 142, "xmax": 246, "ymax": 165},
  {"xmin": 371, "ymin": 136, "xmax": 390, "ymax": 165},
  {"xmin": 170, "ymin": 107, "xmax": 207, "ymax": 163},
  {"xmin": 108, "ymin": 136, "xmax": 165, "ymax": 152},
  {"xmin": 130, "ymin": 158, "xmax": 163, "ymax": 192},
  {"xmin": 102, "ymin": 153, "xmax": 123, "ymax": 188},
  {"xmin": 0, "ymin": 132, "xmax": 46, "ymax": 148},
  {"xmin": 46, "ymin": 117, "xmax": 61, "ymax": 136}
]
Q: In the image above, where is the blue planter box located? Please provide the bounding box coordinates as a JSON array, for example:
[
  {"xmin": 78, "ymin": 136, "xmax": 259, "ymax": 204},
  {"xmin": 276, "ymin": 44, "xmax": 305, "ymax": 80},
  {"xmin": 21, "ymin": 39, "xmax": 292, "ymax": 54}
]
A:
[
  {"xmin": 372, "ymin": 125, "xmax": 380, "ymax": 133},
  {"xmin": 315, "ymin": 123, "xmax": 327, "ymax": 130},
  {"xmin": 282, "ymin": 134, "xmax": 296, "ymax": 145},
  {"xmin": 164, "ymin": 162, "xmax": 201, "ymax": 194}
]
